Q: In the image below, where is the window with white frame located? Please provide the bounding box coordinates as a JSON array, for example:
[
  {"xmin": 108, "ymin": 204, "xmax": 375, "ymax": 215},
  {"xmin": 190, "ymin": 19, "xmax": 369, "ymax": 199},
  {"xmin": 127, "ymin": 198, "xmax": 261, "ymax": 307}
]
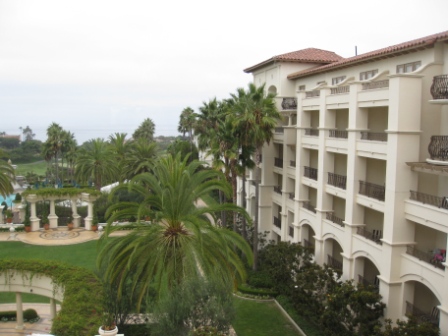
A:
[
  {"xmin": 396, "ymin": 61, "xmax": 421, "ymax": 74},
  {"xmin": 360, "ymin": 69, "xmax": 378, "ymax": 80},
  {"xmin": 332, "ymin": 76, "xmax": 346, "ymax": 85}
]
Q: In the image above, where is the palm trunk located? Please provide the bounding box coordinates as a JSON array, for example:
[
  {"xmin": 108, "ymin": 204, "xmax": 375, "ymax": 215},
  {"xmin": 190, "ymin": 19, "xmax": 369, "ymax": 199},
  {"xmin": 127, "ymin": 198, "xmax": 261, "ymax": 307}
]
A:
[
  {"xmin": 241, "ymin": 169, "xmax": 247, "ymax": 240},
  {"xmin": 253, "ymin": 148, "xmax": 261, "ymax": 271}
]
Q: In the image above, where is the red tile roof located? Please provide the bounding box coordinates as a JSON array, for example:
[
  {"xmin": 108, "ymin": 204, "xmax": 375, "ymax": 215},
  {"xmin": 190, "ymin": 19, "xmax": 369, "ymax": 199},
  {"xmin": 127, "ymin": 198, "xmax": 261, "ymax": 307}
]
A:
[
  {"xmin": 244, "ymin": 48, "xmax": 344, "ymax": 73},
  {"xmin": 287, "ymin": 30, "xmax": 448, "ymax": 80}
]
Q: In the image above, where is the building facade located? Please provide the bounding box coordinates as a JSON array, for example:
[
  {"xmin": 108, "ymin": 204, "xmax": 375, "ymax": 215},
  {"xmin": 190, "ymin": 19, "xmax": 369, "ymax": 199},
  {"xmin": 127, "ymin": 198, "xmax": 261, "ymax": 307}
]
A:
[{"xmin": 238, "ymin": 31, "xmax": 448, "ymax": 333}]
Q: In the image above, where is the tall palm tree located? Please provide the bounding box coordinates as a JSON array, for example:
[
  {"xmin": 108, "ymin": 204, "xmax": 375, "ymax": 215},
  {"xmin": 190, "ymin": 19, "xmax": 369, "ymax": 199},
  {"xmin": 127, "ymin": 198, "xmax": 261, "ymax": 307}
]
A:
[
  {"xmin": 60, "ymin": 130, "xmax": 77, "ymax": 185},
  {"xmin": 98, "ymin": 154, "xmax": 253, "ymax": 309},
  {"xmin": 42, "ymin": 122, "xmax": 64, "ymax": 184},
  {"xmin": 133, "ymin": 118, "xmax": 155, "ymax": 142},
  {"xmin": 178, "ymin": 107, "xmax": 196, "ymax": 144},
  {"xmin": 193, "ymin": 98, "xmax": 226, "ymax": 151},
  {"xmin": 0, "ymin": 159, "xmax": 15, "ymax": 198},
  {"xmin": 232, "ymin": 83, "xmax": 280, "ymax": 269},
  {"xmin": 75, "ymin": 138, "xmax": 119, "ymax": 190},
  {"xmin": 109, "ymin": 133, "xmax": 130, "ymax": 183}
]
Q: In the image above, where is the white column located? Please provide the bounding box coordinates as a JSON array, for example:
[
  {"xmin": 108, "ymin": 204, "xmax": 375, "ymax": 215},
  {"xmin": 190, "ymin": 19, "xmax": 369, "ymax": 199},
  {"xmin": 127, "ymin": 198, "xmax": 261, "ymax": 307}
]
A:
[
  {"xmin": 0, "ymin": 205, "xmax": 4, "ymax": 224},
  {"xmin": 50, "ymin": 298, "xmax": 57, "ymax": 319},
  {"xmin": 16, "ymin": 292, "xmax": 24, "ymax": 330},
  {"xmin": 29, "ymin": 198, "xmax": 39, "ymax": 231},
  {"xmin": 49, "ymin": 199, "xmax": 58, "ymax": 228}
]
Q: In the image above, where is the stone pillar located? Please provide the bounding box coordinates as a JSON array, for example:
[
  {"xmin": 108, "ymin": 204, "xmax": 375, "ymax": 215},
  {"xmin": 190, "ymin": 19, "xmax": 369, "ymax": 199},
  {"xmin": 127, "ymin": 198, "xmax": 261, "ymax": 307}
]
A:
[
  {"xmin": 71, "ymin": 198, "xmax": 80, "ymax": 228},
  {"xmin": 84, "ymin": 201, "xmax": 93, "ymax": 230},
  {"xmin": 27, "ymin": 195, "xmax": 40, "ymax": 232},
  {"xmin": 50, "ymin": 298, "xmax": 57, "ymax": 319},
  {"xmin": 16, "ymin": 292, "xmax": 24, "ymax": 330},
  {"xmin": 49, "ymin": 198, "xmax": 58, "ymax": 229},
  {"xmin": 0, "ymin": 205, "xmax": 4, "ymax": 224}
]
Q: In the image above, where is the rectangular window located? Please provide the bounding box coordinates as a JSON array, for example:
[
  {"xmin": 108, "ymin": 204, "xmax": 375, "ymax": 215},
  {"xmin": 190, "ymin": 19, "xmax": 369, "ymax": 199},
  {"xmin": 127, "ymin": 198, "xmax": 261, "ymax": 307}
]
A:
[
  {"xmin": 298, "ymin": 85, "xmax": 305, "ymax": 91},
  {"xmin": 332, "ymin": 76, "xmax": 346, "ymax": 85},
  {"xmin": 397, "ymin": 61, "xmax": 421, "ymax": 74},
  {"xmin": 360, "ymin": 69, "xmax": 378, "ymax": 80}
]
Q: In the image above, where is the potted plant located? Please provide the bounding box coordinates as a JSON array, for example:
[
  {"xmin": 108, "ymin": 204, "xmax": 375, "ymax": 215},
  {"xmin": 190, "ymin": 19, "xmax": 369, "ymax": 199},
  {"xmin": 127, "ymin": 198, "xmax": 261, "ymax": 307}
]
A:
[
  {"xmin": 91, "ymin": 214, "xmax": 99, "ymax": 232},
  {"xmin": 67, "ymin": 215, "xmax": 74, "ymax": 231},
  {"xmin": 42, "ymin": 214, "xmax": 50, "ymax": 230},
  {"xmin": 98, "ymin": 314, "xmax": 118, "ymax": 336},
  {"xmin": 5, "ymin": 209, "xmax": 13, "ymax": 223}
]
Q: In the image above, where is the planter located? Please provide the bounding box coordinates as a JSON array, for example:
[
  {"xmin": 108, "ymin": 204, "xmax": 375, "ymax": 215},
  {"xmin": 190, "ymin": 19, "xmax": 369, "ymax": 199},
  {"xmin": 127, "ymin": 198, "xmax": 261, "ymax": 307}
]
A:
[
  {"xmin": 43, "ymin": 223, "xmax": 50, "ymax": 230},
  {"xmin": 67, "ymin": 223, "xmax": 74, "ymax": 230},
  {"xmin": 6, "ymin": 218, "xmax": 12, "ymax": 224},
  {"xmin": 98, "ymin": 326, "xmax": 118, "ymax": 336},
  {"xmin": 24, "ymin": 226, "xmax": 31, "ymax": 233},
  {"xmin": 91, "ymin": 225, "xmax": 98, "ymax": 232}
]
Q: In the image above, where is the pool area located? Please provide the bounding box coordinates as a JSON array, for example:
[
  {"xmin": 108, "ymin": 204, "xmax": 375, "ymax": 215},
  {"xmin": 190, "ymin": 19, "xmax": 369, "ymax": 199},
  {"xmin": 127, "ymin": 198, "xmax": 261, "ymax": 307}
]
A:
[{"xmin": 0, "ymin": 194, "xmax": 15, "ymax": 207}]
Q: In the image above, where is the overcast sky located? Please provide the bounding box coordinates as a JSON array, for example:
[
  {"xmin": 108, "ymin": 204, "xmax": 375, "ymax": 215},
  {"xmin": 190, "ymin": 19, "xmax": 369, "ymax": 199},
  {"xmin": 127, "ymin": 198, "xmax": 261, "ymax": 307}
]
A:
[{"xmin": 1, "ymin": 0, "xmax": 447, "ymax": 144}]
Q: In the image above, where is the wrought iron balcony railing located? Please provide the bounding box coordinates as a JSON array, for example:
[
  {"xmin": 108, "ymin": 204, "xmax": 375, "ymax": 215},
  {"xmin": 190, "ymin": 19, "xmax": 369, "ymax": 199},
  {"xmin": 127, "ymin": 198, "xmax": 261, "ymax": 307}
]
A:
[
  {"xmin": 361, "ymin": 80, "xmax": 389, "ymax": 90},
  {"xmin": 328, "ymin": 172, "xmax": 347, "ymax": 189},
  {"xmin": 326, "ymin": 212, "xmax": 344, "ymax": 227},
  {"xmin": 304, "ymin": 166, "xmax": 318, "ymax": 180},
  {"xmin": 303, "ymin": 239, "xmax": 315, "ymax": 253},
  {"xmin": 327, "ymin": 255, "xmax": 342, "ymax": 271},
  {"xmin": 406, "ymin": 301, "xmax": 440, "ymax": 326},
  {"xmin": 357, "ymin": 227, "xmax": 382, "ymax": 245},
  {"xmin": 304, "ymin": 128, "xmax": 319, "ymax": 136},
  {"xmin": 330, "ymin": 86, "xmax": 350, "ymax": 94},
  {"xmin": 430, "ymin": 74, "xmax": 448, "ymax": 100},
  {"xmin": 409, "ymin": 190, "xmax": 448, "ymax": 209},
  {"xmin": 273, "ymin": 216, "xmax": 281, "ymax": 228},
  {"xmin": 305, "ymin": 90, "xmax": 320, "ymax": 98},
  {"xmin": 406, "ymin": 245, "xmax": 445, "ymax": 270},
  {"xmin": 359, "ymin": 181, "xmax": 385, "ymax": 201},
  {"xmin": 289, "ymin": 192, "xmax": 295, "ymax": 200},
  {"xmin": 357, "ymin": 274, "xmax": 379, "ymax": 292},
  {"xmin": 329, "ymin": 129, "xmax": 348, "ymax": 139},
  {"xmin": 428, "ymin": 135, "xmax": 448, "ymax": 161},
  {"xmin": 274, "ymin": 157, "xmax": 283, "ymax": 168},
  {"xmin": 273, "ymin": 186, "xmax": 282, "ymax": 195},
  {"xmin": 360, "ymin": 131, "xmax": 388, "ymax": 142},
  {"xmin": 282, "ymin": 97, "xmax": 297, "ymax": 110},
  {"xmin": 289, "ymin": 226, "xmax": 294, "ymax": 237},
  {"xmin": 302, "ymin": 201, "xmax": 316, "ymax": 213}
]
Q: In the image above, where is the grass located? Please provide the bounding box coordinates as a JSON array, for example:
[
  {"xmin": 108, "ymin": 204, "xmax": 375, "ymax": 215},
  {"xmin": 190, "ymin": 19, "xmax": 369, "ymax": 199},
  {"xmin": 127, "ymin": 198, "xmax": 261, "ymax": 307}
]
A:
[
  {"xmin": 15, "ymin": 160, "xmax": 48, "ymax": 177},
  {"xmin": 232, "ymin": 297, "xmax": 301, "ymax": 336}
]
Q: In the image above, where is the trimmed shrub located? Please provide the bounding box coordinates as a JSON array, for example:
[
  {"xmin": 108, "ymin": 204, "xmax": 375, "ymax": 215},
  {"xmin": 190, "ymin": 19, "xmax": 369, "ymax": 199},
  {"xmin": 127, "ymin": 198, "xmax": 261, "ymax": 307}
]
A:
[
  {"xmin": 23, "ymin": 308, "xmax": 38, "ymax": 320},
  {"xmin": 237, "ymin": 284, "xmax": 278, "ymax": 297}
]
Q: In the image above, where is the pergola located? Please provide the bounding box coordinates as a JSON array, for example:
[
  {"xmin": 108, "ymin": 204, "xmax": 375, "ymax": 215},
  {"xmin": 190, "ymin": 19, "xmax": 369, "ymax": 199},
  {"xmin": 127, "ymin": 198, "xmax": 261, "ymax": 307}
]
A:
[{"xmin": 24, "ymin": 190, "xmax": 99, "ymax": 231}]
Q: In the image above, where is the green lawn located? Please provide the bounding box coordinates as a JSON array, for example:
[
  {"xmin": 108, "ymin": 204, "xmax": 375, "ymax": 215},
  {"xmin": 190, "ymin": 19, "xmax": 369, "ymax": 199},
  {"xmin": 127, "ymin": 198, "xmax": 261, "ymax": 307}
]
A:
[
  {"xmin": 15, "ymin": 160, "xmax": 48, "ymax": 177},
  {"xmin": 233, "ymin": 297, "xmax": 301, "ymax": 336}
]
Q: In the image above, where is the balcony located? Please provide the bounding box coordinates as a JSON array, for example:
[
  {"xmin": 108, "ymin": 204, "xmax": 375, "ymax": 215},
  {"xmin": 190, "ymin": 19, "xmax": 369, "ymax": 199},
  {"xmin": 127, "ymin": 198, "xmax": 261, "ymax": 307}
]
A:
[
  {"xmin": 357, "ymin": 227, "xmax": 382, "ymax": 245},
  {"xmin": 360, "ymin": 131, "xmax": 387, "ymax": 142},
  {"xmin": 330, "ymin": 86, "xmax": 350, "ymax": 95},
  {"xmin": 273, "ymin": 216, "xmax": 281, "ymax": 229},
  {"xmin": 302, "ymin": 201, "xmax": 316, "ymax": 213},
  {"xmin": 305, "ymin": 90, "xmax": 320, "ymax": 98},
  {"xmin": 427, "ymin": 135, "xmax": 448, "ymax": 164},
  {"xmin": 359, "ymin": 181, "xmax": 385, "ymax": 201},
  {"xmin": 406, "ymin": 245, "xmax": 445, "ymax": 270},
  {"xmin": 327, "ymin": 255, "xmax": 342, "ymax": 271},
  {"xmin": 326, "ymin": 212, "xmax": 344, "ymax": 227},
  {"xmin": 275, "ymin": 127, "xmax": 284, "ymax": 133},
  {"xmin": 430, "ymin": 74, "xmax": 448, "ymax": 100},
  {"xmin": 289, "ymin": 226, "xmax": 294, "ymax": 237},
  {"xmin": 273, "ymin": 186, "xmax": 282, "ymax": 195},
  {"xmin": 358, "ymin": 274, "xmax": 379, "ymax": 292},
  {"xmin": 361, "ymin": 80, "xmax": 389, "ymax": 90},
  {"xmin": 281, "ymin": 97, "xmax": 297, "ymax": 110},
  {"xmin": 304, "ymin": 166, "xmax": 318, "ymax": 180},
  {"xmin": 329, "ymin": 129, "xmax": 348, "ymax": 139},
  {"xmin": 303, "ymin": 239, "xmax": 315, "ymax": 253},
  {"xmin": 328, "ymin": 173, "xmax": 347, "ymax": 189},
  {"xmin": 406, "ymin": 301, "xmax": 440, "ymax": 326},
  {"xmin": 274, "ymin": 157, "xmax": 283, "ymax": 168},
  {"xmin": 304, "ymin": 128, "xmax": 319, "ymax": 136},
  {"xmin": 290, "ymin": 160, "xmax": 296, "ymax": 167},
  {"xmin": 409, "ymin": 190, "xmax": 448, "ymax": 210},
  {"xmin": 289, "ymin": 192, "xmax": 295, "ymax": 200}
]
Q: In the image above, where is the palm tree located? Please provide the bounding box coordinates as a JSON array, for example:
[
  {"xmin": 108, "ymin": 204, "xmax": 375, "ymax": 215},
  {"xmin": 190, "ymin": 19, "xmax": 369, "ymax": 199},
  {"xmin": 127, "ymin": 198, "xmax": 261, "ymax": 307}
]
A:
[
  {"xmin": 60, "ymin": 130, "xmax": 77, "ymax": 184},
  {"xmin": 232, "ymin": 83, "xmax": 280, "ymax": 269},
  {"xmin": 109, "ymin": 133, "xmax": 130, "ymax": 183},
  {"xmin": 42, "ymin": 122, "xmax": 64, "ymax": 184},
  {"xmin": 133, "ymin": 118, "xmax": 155, "ymax": 142},
  {"xmin": 75, "ymin": 138, "xmax": 119, "ymax": 190},
  {"xmin": 98, "ymin": 154, "xmax": 253, "ymax": 309},
  {"xmin": 121, "ymin": 138, "xmax": 158, "ymax": 179},
  {"xmin": 193, "ymin": 98, "xmax": 226, "ymax": 151},
  {"xmin": 178, "ymin": 107, "xmax": 195, "ymax": 144},
  {"xmin": 0, "ymin": 159, "xmax": 15, "ymax": 198}
]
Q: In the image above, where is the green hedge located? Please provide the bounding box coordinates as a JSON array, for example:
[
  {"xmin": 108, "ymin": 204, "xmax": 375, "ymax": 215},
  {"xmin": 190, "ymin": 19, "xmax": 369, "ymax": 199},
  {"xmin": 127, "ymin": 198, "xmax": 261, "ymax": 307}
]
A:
[
  {"xmin": 0, "ymin": 310, "xmax": 16, "ymax": 320},
  {"xmin": 0, "ymin": 227, "xmax": 24, "ymax": 233},
  {"xmin": 237, "ymin": 284, "xmax": 278, "ymax": 297},
  {"xmin": 0, "ymin": 259, "xmax": 103, "ymax": 336}
]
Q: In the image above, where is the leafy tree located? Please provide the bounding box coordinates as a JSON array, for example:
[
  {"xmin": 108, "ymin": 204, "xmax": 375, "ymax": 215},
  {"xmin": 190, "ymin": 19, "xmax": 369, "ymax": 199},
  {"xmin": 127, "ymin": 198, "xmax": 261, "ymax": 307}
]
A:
[
  {"xmin": 0, "ymin": 137, "xmax": 20, "ymax": 149},
  {"xmin": 75, "ymin": 138, "xmax": 119, "ymax": 190},
  {"xmin": 167, "ymin": 139, "xmax": 198, "ymax": 163},
  {"xmin": 0, "ymin": 159, "xmax": 15, "ymax": 198},
  {"xmin": 133, "ymin": 118, "xmax": 155, "ymax": 142},
  {"xmin": 20, "ymin": 126, "xmax": 35, "ymax": 141},
  {"xmin": 98, "ymin": 154, "xmax": 253, "ymax": 310},
  {"xmin": 373, "ymin": 317, "xmax": 439, "ymax": 336}
]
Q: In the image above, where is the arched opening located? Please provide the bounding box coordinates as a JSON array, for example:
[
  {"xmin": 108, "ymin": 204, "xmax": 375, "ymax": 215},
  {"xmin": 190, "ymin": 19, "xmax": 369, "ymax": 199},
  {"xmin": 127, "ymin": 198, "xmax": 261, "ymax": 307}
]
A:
[
  {"xmin": 354, "ymin": 256, "xmax": 380, "ymax": 291},
  {"xmin": 301, "ymin": 223, "xmax": 315, "ymax": 253},
  {"xmin": 404, "ymin": 280, "xmax": 440, "ymax": 327},
  {"xmin": 324, "ymin": 237, "xmax": 343, "ymax": 272},
  {"xmin": 267, "ymin": 85, "xmax": 277, "ymax": 95}
]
